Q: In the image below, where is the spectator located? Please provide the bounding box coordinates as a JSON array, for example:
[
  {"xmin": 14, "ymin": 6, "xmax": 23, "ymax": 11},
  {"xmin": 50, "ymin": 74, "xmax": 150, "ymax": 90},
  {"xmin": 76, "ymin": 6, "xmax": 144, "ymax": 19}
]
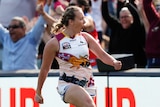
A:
[
  {"xmin": 0, "ymin": 1, "xmax": 51, "ymax": 72},
  {"xmin": 90, "ymin": 0, "xmax": 104, "ymax": 43},
  {"xmin": 34, "ymin": 6, "xmax": 122, "ymax": 106},
  {"xmin": 69, "ymin": 0, "xmax": 100, "ymax": 68},
  {"xmin": 102, "ymin": 0, "xmax": 147, "ymax": 68},
  {"xmin": 143, "ymin": 0, "xmax": 160, "ymax": 67},
  {"xmin": 0, "ymin": 0, "xmax": 38, "ymax": 69}
]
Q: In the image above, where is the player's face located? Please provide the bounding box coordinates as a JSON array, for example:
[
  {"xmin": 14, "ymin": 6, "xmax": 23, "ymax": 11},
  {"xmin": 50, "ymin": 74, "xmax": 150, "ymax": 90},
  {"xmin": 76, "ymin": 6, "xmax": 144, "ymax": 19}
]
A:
[{"xmin": 72, "ymin": 9, "xmax": 85, "ymax": 32}]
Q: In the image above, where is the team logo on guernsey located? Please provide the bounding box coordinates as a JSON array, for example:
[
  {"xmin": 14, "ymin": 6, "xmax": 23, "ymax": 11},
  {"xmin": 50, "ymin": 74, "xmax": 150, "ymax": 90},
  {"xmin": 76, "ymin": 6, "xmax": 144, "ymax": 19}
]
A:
[{"xmin": 62, "ymin": 42, "xmax": 71, "ymax": 49}]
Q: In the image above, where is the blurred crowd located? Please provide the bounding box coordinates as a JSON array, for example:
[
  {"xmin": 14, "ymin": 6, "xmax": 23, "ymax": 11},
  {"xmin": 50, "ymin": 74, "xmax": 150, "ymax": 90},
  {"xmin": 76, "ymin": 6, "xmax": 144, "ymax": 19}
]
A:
[{"xmin": 0, "ymin": 0, "xmax": 160, "ymax": 72}]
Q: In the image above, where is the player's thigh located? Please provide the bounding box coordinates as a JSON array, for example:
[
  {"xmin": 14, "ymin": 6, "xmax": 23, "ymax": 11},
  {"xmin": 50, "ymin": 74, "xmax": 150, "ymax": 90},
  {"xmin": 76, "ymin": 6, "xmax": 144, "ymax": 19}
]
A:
[{"xmin": 64, "ymin": 84, "xmax": 94, "ymax": 107}]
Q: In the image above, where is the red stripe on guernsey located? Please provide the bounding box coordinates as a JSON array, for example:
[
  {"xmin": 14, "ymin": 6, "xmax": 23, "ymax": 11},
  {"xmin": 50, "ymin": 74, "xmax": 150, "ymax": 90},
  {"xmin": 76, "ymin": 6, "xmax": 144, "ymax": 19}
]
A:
[{"xmin": 55, "ymin": 33, "xmax": 65, "ymax": 41}]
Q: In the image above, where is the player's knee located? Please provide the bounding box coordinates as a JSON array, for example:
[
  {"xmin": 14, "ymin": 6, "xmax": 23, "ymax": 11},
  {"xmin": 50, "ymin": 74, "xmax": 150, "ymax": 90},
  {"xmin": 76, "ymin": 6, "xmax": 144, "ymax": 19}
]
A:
[{"xmin": 84, "ymin": 98, "xmax": 96, "ymax": 107}]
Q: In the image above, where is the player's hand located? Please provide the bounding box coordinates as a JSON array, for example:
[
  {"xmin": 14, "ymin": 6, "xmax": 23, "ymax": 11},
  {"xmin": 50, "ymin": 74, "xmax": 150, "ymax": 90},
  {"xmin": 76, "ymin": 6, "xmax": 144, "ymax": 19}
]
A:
[
  {"xmin": 113, "ymin": 60, "xmax": 122, "ymax": 70},
  {"xmin": 34, "ymin": 93, "xmax": 44, "ymax": 104}
]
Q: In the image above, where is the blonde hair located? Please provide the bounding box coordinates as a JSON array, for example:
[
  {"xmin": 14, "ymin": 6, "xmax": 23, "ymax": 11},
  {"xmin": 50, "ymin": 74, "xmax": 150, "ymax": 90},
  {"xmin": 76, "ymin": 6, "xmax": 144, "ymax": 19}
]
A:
[{"xmin": 51, "ymin": 6, "xmax": 82, "ymax": 34}]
